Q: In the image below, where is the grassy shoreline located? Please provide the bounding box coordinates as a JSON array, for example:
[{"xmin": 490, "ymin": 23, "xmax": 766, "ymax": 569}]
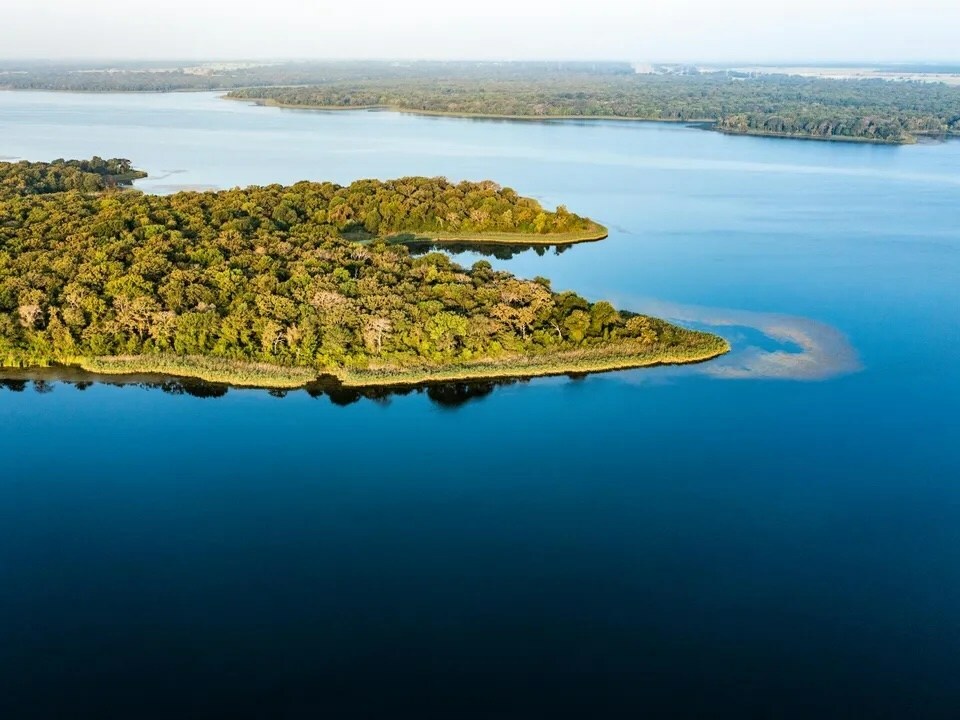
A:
[
  {"xmin": 331, "ymin": 341, "xmax": 730, "ymax": 387},
  {"xmin": 1, "ymin": 339, "xmax": 730, "ymax": 390},
  {"xmin": 381, "ymin": 226, "xmax": 609, "ymax": 246},
  {"xmin": 1, "ymin": 355, "xmax": 316, "ymax": 389}
]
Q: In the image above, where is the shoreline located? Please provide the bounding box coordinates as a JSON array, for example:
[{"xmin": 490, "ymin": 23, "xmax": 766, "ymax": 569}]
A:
[
  {"xmin": 0, "ymin": 87, "xmax": 223, "ymax": 96},
  {"xmin": 222, "ymin": 95, "xmax": 716, "ymax": 125},
  {"xmin": 3, "ymin": 89, "xmax": 955, "ymax": 146},
  {"xmin": 1, "ymin": 340, "xmax": 730, "ymax": 391},
  {"xmin": 223, "ymin": 95, "xmax": 924, "ymax": 145},
  {"xmin": 381, "ymin": 225, "xmax": 609, "ymax": 246},
  {"xmin": 715, "ymin": 127, "xmax": 911, "ymax": 144}
]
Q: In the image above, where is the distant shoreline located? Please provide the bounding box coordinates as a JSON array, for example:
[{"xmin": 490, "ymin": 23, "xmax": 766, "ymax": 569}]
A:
[
  {"xmin": 222, "ymin": 94, "xmax": 716, "ymax": 125},
  {"xmin": 0, "ymin": 86, "xmax": 217, "ymax": 96},
  {"xmin": 715, "ymin": 127, "xmax": 909, "ymax": 145},
  {"xmin": 223, "ymin": 95, "xmax": 933, "ymax": 145},
  {"xmin": 1, "ymin": 89, "xmax": 951, "ymax": 145}
]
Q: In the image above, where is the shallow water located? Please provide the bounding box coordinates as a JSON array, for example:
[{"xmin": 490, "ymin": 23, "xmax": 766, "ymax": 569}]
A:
[{"xmin": 1, "ymin": 91, "xmax": 959, "ymax": 718}]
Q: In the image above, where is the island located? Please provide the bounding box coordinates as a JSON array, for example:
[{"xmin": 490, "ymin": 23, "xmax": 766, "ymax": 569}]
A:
[{"xmin": 0, "ymin": 158, "xmax": 728, "ymax": 388}]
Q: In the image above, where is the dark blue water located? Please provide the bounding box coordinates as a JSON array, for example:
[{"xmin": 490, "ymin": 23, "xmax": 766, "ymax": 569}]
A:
[{"xmin": 1, "ymin": 92, "xmax": 959, "ymax": 719}]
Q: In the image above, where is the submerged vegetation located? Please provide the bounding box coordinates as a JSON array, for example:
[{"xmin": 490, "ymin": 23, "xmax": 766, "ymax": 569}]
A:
[{"xmin": 0, "ymin": 158, "xmax": 726, "ymax": 387}]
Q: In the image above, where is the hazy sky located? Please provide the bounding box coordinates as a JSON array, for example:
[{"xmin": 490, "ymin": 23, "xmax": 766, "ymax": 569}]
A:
[{"xmin": 4, "ymin": 0, "xmax": 959, "ymax": 62}]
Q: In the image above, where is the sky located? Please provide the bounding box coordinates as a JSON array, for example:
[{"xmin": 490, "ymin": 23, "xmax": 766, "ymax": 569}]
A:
[{"xmin": 3, "ymin": 0, "xmax": 959, "ymax": 63}]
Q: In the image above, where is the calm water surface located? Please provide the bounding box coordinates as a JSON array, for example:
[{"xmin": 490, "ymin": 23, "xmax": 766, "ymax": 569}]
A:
[{"xmin": 1, "ymin": 92, "xmax": 959, "ymax": 718}]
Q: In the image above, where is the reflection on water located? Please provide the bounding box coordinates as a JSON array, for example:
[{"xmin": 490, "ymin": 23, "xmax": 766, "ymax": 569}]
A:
[
  {"xmin": 305, "ymin": 375, "xmax": 517, "ymax": 408},
  {"xmin": 402, "ymin": 239, "xmax": 577, "ymax": 261},
  {"xmin": 1, "ymin": 374, "xmax": 232, "ymax": 398},
  {"xmin": 0, "ymin": 369, "xmax": 526, "ymax": 409}
]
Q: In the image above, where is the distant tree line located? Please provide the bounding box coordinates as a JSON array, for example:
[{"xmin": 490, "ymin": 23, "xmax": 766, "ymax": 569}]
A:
[
  {"xmin": 6, "ymin": 60, "xmax": 958, "ymax": 143},
  {"xmin": 0, "ymin": 60, "xmax": 634, "ymax": 93},
  {"xmin": 228, "ymin": 74, "xmax": 960, "ymax": 143}
]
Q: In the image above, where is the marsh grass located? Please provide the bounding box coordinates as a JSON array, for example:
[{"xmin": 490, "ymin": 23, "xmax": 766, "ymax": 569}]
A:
[
  {"xmin": 77, "ymin": 356, "xmax": 317, "ymax": 388},
  {"xmin": 335, "ymin": 334, "xmax": 730, "ymax": 387},
  {"xmin": 392, "ymin": 225, "xmax": 609, "ymax": 246},
  {"xmin": 2, "ymin": 333, "xmax": 728, "ymax": 390},
  {"xmin": 345, "ymin": 224, "xmax": 609, "ymax": 247}
]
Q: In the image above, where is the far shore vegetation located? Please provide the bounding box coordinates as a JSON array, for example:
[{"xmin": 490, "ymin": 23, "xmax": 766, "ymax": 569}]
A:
[
  {"xmin": 225, "ymin": 73, "xmax": 960, "ymax": 145},
  {"xmin": 5, "ymin": 59, "xmax": 959, "ymax": 144},
  {"xmin": 4, "ymin": 60, "xmax": 959, "ymax": 144},
  {"xmin": 0, "ymin": 158, "xmax": 727, "ymax": 389},
  {"xmin": 224, "ymin": 94, "xmax": 713, "ymax": 124}
]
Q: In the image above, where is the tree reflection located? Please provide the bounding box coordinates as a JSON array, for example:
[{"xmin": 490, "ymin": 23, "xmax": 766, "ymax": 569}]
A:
[
  {"xmin": 403, "ymin": 239, "xmax": 576, "ymax": 261},
  {"xmin": 304, "ymin": 375, "xmax": 523, "ymax": 408},
  {"xmin": 0, "ymin": 371, "xmax": 526, "ymax": 409}
]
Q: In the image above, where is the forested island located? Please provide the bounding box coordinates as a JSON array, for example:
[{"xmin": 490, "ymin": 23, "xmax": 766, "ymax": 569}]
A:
[
  {"xmin": 0, "ymin": 158, "xmax": 727, "ymax": 388},
  {"xmin": 227, "ymin": 74, "xmax": 960, "ymax": 144}
]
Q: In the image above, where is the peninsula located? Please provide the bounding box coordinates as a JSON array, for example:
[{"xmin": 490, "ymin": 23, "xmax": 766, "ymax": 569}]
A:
[
  {"xmin": 0, "ymin": 158, "xmax": 728, "ymax": 388},
  {"xmin": 224, "ymin": 72, "xmax": 960, "ymax": 145}
]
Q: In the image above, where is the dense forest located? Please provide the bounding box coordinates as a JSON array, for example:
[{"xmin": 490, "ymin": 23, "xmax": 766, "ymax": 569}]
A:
[
  {"xmin": 0, "ymin": 158, "xmax": 146, "ymax": 196},
  {"xmin": 0, "ymin": 161, "xmax": 602, "ymax": 240},
  {"xmin": 0, "ymin": 158, "xmax": 725, "ymax": 387},
  {"xmin": 227, "ymin": 73, "xmax": 960, "ymax": 144}
]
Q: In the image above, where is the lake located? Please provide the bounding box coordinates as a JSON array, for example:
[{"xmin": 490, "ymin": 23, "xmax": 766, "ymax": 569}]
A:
[{"xmin": 1, "ymin": 91, "xmax": 958, "ymax": 718}]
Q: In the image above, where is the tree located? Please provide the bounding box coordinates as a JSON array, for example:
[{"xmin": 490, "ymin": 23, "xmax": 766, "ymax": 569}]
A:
[
  {"xmin": 563, "ymin": 310, "xmax": 590, "ymax": 343},
  {"xmin": 361, "ymin": 316, "xmax": 392, "ymax": 354}
]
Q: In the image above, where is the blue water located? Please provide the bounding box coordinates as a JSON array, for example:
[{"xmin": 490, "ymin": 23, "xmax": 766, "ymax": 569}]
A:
[{"xmin": 1, "ymin": 92, "xmax": 959, "ymax": 718}]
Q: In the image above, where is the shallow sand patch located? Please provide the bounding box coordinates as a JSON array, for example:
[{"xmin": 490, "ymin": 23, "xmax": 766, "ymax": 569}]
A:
[{"xmin": 616, "ymin": 299, "xmax": 862, "ymax": 381}]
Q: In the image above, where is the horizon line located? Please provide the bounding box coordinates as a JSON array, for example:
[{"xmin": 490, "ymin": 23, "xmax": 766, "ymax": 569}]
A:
[{"xmin": 2, "ymin": 57, "xmax": 960, "ymax": 66}]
